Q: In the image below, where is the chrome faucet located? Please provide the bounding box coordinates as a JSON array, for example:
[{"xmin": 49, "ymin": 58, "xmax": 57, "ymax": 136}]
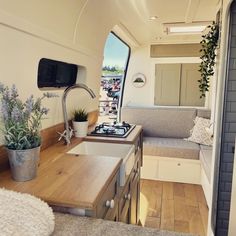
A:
[{"xmin": 61, "ymin": 83, "xmax": 96, "ymax": 145}]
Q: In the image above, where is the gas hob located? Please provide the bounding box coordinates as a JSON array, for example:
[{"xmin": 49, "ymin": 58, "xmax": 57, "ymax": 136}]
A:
[{"xmin": 89, "ymin": 121, "xmax": 136, "ymax": 138}]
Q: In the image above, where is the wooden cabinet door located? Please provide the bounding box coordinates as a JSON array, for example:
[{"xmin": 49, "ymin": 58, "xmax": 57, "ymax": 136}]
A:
[
  {"xmin": 130, "ymin": 173, "xmax": 139, "ymax": 224},
  {"xmin": 119, "ymin": 179, "xmax": 131, "ymax": 224},
  {"xmin": 129, "ymin": 158, "xmax": 140, "ymax": 225},
  {"xmin": 96, "ymin": 172, "xmax": 118, "ymax": 221},
  {"xmin": 154, "ymin": 64, "xmax": 181, "ymax": 106},
  {"xmin": 104, "ymin": 195, "xmax": 119, "ymax": 221},
  {"xmin": 180, "ymin": 63, "xmax": 205, "ymax": 106}
]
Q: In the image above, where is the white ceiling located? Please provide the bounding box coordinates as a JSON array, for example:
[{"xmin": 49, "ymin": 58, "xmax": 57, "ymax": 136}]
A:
[{"xmin": 113, "ymin": 0, "xmax": 220, "ymax": 46}]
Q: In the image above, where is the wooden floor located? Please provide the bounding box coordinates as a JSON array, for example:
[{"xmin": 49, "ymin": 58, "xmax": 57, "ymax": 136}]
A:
[{"xmin": 140, "ymin": 179, "xmax": 208, "ymax": 236}]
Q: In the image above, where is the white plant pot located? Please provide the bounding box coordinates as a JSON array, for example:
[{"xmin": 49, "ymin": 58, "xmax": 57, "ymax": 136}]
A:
[{"xmin": 73, "ymin": 121, "xmax": 88, "ymax": 138}]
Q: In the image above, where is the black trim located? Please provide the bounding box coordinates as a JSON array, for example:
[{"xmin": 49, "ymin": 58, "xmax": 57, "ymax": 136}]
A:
[{"xmin": 110, "ymin": 31, "xmax": 131, "ymax": 120}]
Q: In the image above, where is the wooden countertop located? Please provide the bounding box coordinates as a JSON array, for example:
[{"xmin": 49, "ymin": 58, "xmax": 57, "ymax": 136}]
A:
[
  {"xmin": 0, "ymin": 125, "xmax": 142, "ymax": 210},
  {"xmin": 0, "ymin": 139, "xmax": 122, "ymax": 209}
]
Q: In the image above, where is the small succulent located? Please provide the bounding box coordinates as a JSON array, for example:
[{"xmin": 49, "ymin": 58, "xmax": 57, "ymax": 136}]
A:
[
  {"xmin": 73, "ymin": 108, "xmax": 88, "ymax": 122},
  {"xmin": 0, "ymin": 83, "xmax": 58, "ymax": 150}
]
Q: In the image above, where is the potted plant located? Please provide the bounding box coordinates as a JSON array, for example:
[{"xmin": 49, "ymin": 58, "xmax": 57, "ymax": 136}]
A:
[
  {"xmin": 0, "ymin": 83, "xmax": 57, "ymax": 182},
  {"xmin": 72, "ymin": 108, "xmax": 88, "ymax": 138}
]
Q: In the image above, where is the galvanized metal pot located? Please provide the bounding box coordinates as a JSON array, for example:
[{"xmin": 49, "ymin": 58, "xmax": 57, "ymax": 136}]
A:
[{"xmin": 7, "ymin": 146, "xmax": 40, "ymax": 182}]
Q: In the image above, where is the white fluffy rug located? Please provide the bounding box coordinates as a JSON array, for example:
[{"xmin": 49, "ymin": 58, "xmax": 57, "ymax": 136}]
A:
[{"xmin": 0, "ymin": 188, "xmax": 54, "ymax": 236}]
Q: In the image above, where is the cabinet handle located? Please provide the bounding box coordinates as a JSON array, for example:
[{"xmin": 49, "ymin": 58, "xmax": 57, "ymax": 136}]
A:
[
  {"xmin": 106, "ymin": 199, "xmax": 115, "ymax": 209},
  {"xmin": 177, "ymin": 163, "xmax": 181, "ymax": 166},
  {"xmin": 124, "ymin": 193, "xmax": 131, "ymax": 200}
]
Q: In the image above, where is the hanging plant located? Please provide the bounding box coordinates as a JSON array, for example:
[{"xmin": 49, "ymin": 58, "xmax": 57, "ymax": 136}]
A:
[{"xmin": 198, "ymin": 22, "xmax": 219, "ymax": 98}]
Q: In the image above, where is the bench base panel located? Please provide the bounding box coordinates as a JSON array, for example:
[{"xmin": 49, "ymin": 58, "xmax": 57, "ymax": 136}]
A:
[
  {"xmin": 201, "ymin": 167, "xmax": 211, "ymax": 207},
  {"xmin": 141, "ymin": 155, "xmax": 201, "ymax": 185}
]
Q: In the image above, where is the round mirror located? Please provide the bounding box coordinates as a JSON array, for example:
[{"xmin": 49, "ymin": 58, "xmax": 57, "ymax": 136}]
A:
[{"xmin": 132, "ymin": 73, "xmax": 146, "ymax": 88}]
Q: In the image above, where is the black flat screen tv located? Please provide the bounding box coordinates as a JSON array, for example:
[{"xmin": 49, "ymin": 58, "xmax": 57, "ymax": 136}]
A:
[{"xmin": 37, "ymin": 58, "xmax": 77, "ymax": 88}]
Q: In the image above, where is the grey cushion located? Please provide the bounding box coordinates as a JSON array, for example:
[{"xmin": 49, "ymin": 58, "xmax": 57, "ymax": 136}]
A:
[
  {"xmin": 197, "ymin": 109, "xmax": 211, "ymax": 119},
  {"xmin": 200, "ymin": 145, "xmax": 212, "ymax": 181},
  {"xmin": 121, "ymin": 107, "xmax": 196, "ymax": 138},
  {"xmin": 143, "ymin": 137, "xmax": 200, "ymax": 160}
]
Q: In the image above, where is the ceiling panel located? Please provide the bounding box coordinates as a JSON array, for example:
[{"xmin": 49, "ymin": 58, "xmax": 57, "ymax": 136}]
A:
[{"xmin": 113, "ymin": 0, "xmax": 219, "ymax": 45}]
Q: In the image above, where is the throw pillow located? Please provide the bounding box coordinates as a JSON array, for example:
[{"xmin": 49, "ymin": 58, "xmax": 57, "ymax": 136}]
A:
[
  {"xmin": 186, "ymin": 116, "xmax": 213, "ymax": 146},
  {"xmin": 0, "ymin": 188, "xmax": 55, "ymax": 236}
]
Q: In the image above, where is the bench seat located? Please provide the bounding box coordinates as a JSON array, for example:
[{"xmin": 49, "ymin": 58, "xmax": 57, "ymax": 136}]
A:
[
  {"xmin": 143, "ymin": 137, "xmax": 200, "ymax": 160},
  {"xmin": 121, "ymin": 106, "xmax": 212, "ymax": 205}
]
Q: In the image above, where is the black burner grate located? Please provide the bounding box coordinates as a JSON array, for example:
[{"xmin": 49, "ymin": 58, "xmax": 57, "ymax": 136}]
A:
[{"xmin": 89, "ymin": 122, "xmax": 135, "ymax": 138}]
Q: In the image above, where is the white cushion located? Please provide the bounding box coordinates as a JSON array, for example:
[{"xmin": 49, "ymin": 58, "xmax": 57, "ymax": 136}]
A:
[
  {"xmin": 186, "ymin": 117, "xmax": 213, "ymax": 146},
  {"xmin": 0, "ymin": 188, "xmax": 54, "ymax": 236}
]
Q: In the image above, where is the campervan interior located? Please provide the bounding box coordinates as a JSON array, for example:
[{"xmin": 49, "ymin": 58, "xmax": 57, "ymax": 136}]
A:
[{"xmin": 0, "ymin": 0, "xmax": 236, "ymax": 236}]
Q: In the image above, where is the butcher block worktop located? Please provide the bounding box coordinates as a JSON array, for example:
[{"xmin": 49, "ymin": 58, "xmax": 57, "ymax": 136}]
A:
[
  {"xmin": 0, "ymin": 140, "xmax": 121, "ymax": 209},
  {"xmin": 0, "ymin": 125, "xmax": 142, "ymax": 210}
]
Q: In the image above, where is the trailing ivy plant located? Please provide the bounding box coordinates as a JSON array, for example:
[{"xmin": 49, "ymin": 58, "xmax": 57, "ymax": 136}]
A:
[{"xmin": 198, "ymin": 22, "xmax": 219, "ymax": 98}]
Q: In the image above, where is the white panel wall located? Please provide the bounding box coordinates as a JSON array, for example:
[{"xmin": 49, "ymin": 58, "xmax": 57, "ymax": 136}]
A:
[
  {"xmin": 0, "ymin": 23, "xmax": 101, "ymax": 128},
  {"xmin": 123, "ymin": 46, "xmax": 153, "ymax": 106},
  {"xmin": 0, "ymin": 0, "xmax": 119, "ymax": 145}
]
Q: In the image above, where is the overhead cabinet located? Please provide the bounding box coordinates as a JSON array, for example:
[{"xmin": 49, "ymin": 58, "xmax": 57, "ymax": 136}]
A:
[{"xmin": 154, "ymin": 63, "xmax": 205, "ymax": 107}]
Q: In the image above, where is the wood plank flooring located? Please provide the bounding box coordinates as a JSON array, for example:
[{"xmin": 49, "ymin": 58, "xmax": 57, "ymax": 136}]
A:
[{"xmin": 140, "ymin": 179, "xmax": 208, "ymax": 236}]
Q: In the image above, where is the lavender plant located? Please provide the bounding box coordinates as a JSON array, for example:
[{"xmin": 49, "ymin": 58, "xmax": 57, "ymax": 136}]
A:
[{"xmin": 0, "ymin": 83, "xmax": 57, "ymax": 150}]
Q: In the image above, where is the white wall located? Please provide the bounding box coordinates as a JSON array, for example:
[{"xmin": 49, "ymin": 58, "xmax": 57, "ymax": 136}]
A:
[
  {"xmin": 0, "ymin": 0, "xmax": 119, "ymax": 143},
  {"xmin": 123, "ymin": 46, "xmax": 152, "ymax": 106}
]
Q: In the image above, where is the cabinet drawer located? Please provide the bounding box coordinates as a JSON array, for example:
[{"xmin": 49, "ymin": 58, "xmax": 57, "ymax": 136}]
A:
[
  {"xmin": 158, "ymin": 159, "xmax": 201, "ymax": 184},
  {"xmin": 96, "ymin": 172, "xmax": 118, "ymax": 219}
]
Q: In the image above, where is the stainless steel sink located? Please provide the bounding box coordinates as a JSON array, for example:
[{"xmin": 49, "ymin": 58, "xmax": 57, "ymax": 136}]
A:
[{"xmin": 67, "ymin": 141, "xmax": 135, "ymax": 186}]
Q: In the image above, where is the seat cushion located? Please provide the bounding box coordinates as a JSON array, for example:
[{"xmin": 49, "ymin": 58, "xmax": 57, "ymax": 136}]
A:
[
  {"xmin": 121, "ymin": 106, "xmax": 196, "ymax": 138},
  {"xmin": 143, "ymin": 137, "xmax": 200, "ymax": 160},
  {"xmin": 200, "ymin": 145, "xmax": 213, "ymax": 181}
]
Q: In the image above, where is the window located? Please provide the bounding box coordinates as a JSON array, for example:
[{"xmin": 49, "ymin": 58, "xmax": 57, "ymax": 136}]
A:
[{"xmin": 99, "ymin": 32, "xmax": 130, "ymax": 122}]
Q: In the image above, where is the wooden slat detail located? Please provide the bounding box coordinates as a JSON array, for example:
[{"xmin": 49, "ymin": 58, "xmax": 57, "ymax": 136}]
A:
[
  {"xmin": 195, "ymin": 184, "xmax": 208, "ymax": 205},
  {"xmin": 188, "ymin": 206, "xmax": 205, "ymax": 236},
  {"xmin": 0, "ymin": 109, "xmax": 99, "ymax": 172},
  {"xmin": 145, "ymin": 216, "xmax": 160, "ymax": 229},
  {"xmin": 174, "ymin": 196, "xmax": 190, "ymax": 222},
  {"xmin": 141, "ymin": 179, "xmax": 208, "ymax": 235},
  {"xmin": 173, "ymin": 183, "xmax": 185, "ymax": 198},
  {"xmin": 141, "ymin": 180, "xmax": 162, "ymax": 218},
  {"xmin": 184, "ymin": 184, "xmax": 198, "ymax": 207},
  {"xmin": 150, "ymin": 44, "xmax": 201, "ymax": 57},
  {"xmin": 160, "ymin": 199, "xmax": 174, "ymax": 231},
  {"xmin": 174, "ymin": 220, "xmax": 189, "ymax": 233},
  {"xmin": 162, "ymin": 182, "xmax": 174, "ymax": 200},
  {"xmin": 199, "ymin": 203, "xmax": 209, "ymax": 235},
  {"xmin": 0, "ymin": 148, "xmax": 8, "ymax": 172}
]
